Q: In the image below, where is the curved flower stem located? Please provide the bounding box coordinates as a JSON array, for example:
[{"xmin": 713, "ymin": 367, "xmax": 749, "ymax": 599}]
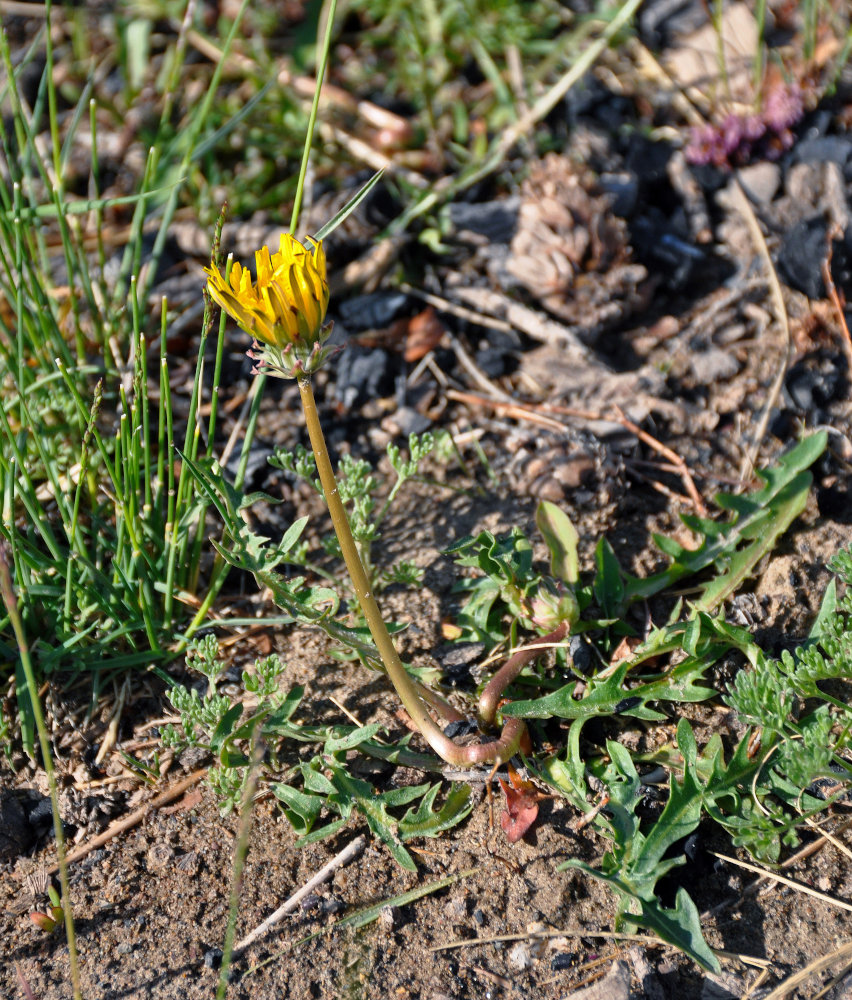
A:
[
  {"xmin": 478, "ymin": 621, "xmax": 570, "ymax": 729},
  {"xmin": 298, "ymin": 376, "xmax": 524, "ymax": 766}
]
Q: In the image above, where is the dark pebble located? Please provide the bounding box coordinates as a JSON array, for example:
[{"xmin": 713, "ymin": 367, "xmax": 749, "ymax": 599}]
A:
[
  {"xmin": 383, "ymin": 405, "xmax": 432, "ymax": 438},
  {"xmin": 336, "ymin": 346, "xmax": 395, "ymax": 410},
  {"xmin": 684, "ymin": 832, "xmax": 701, "ymax": 863},
  {"xmin": 637, "ymin": 0, "xmax": 706, "ymax": 49},
  {"xmin": 438, "ymin": 642, "xmax": 485, "ymax": 686},
  {"xmin": 448, "ymin": 198, "xmax": 520, "ymax": 243},
  {"xmin": 631, "ymin": 213, "xmax": 702, "ymax": 290},
  {"xmin": 818, "ymin": 483, "xmax": 852, "ymax": 523},
  {"xmin": 223, "ymin": 440, "xmax": 270, "ymax": 491},
  {"xmin": 550, "ymin": 952, "xmax": 576, "ymax": 971},
  {"xmin": 473, "ymin": 908, "xmax": 486, "ymax": 926},
  {"xmin": 786, "ymin": 356, "xmax": 844, "ymax": 411},
  {"xmin": 0, "ymin": 792, "xmax": 33, "ymax": 860},
  {"xmin": 776, "ymin": 215, "xmax": 831, "ymax": 298},
  {"xmin": 203, "ymin": 948, "xmax": 223, "ymax": 970},
  {"xmin": 443, "ymin": 718, "xmax": 479, "ymax": 739},
  {"xmin": 338, "ymin": 291, "xmax": 411, "ymax": 331},
  {"xmin": 613, "ymin": 696, "xmax": 643, "ymax": 714},
  {"xmin": 438, "ymin": 643, "xmax": 485, "ymax": 668},
  {"xmin": 601, "ymin": 171, "xmax": 639, "ymax": 217},
  {"xmin": 569, "ymin": 634, "xmax": 596, "ymax": 675},
  {"xmin": 25, "ymin": 795, "xmax": 54, "ymax": 833},
  {"xmin": 792, "ymin": 135, "xmax": 852, "ymax": 176},
  {"xmin": 474, "ymin": 347, "xmax": 514, "ymax": 378},
  {"xmin": 624, "ymin": 136, "xmax": 671, "ymax": 186}
]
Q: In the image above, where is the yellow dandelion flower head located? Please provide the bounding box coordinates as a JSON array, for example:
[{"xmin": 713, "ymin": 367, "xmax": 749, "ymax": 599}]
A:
[{"xmin": 205, "ymin": 233, "xmax": 330, "ymax": 354}]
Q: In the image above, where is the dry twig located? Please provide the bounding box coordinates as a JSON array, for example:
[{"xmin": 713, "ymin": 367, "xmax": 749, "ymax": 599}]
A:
[
  {"xmin": 230, "ymin": 835, "xmax": 367, "ymax": 960},
  {"xmin": 759, "ymin": 939, "xmax": 852, "ymax": 1000},
  {"xmin": 613, "ymin": 405, "xmax": 708, "ymax": 515},
  {"xmin": 821, "ymin": 226, "xmax": 852, "ymax": 377},
  {"xmin": 728, "ymin": 180, "xmax": 793, "ymax": 485},
  {"xmin": 711, "ymin": 851, "xmax": 852, "ymax": 914},
  {"xmin": 46, "ymin": 768, "xmax": 206, "ymax": 875}
]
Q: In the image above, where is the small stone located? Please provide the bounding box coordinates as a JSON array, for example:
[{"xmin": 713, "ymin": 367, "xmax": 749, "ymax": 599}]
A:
[
  {"xmin": 792, "ymin": 135, "xmax": 852, "ymax": 173},
  {"xmin": 551, "ymin": 453, "xmax": 596, "ymax": 488},
  {"xmin": 338, "ymin": 291, "xmax": 412, "ymax": 331},
  {"xmin": 550, "ymin": 952, "xmax": 575, "ymax": 971},
  {"xmin": 786, "ymin": 357, "xmax": 843, "ymax": 411},
  {"xmin": 690, "ymin": 347, "xmax": 739, "ymax": 385},
  {"xmin": 524, "ymin": 456, "xmax": 549, "ymax": 480},
  {"xmin": 443, "ymin": 718, "xmax": 479, "ymax": 739},
  {"xmin": 776, "ymin": 215, "xmax": 831, "ymax": 298},
  {"xmin": 203, "ymin": 947, "xmax": 223, "ymax": 970},
  {"xmin": 569, "ymin": 634, "xmax": 596, "ymax": 675},
  {"xmin": 473, "ymin": 908, "xmax": 486, "ymax": 926},
  {"xmin": 600, "ymin": 171, "xmax": 638, "ymax": 217},
  {"xmin": 569, "ymin": 960, "xmax": 630, "ymax": 1000},
  {"xmin": 474, "ymin": 346, "xmax": 513, "ymax": 378},
  {"xmin": 448, "ymin": 198, "xmax": 520, "ymax": 243},
  {"xmin": 146, "ymin": 843, "xmax": 174, "ymax": 872},
  {"xmin": 438, "ymin": 643, "xmax": 484, "ymax": 668},
  {"xmin": 336, "ymin": 346, "xmax": 394, "ymax": 410},
  {"xmin": 534, "ymin": 478, "xmax": 566, "ymax": 503},
  {"xmin": 736, "ymin": 162, "xmax": 781, "ymax": 204},
  {"xmin": 507, "ymin": 942, "xmax": 532, "ymax": 971},
  {"xmin": 380, "ymin": 406, "xmax": 431, "ymax": 438},
  {"xmin": 379, "ymin": 904, "xmax": 402, "ymax": 931},
  {"xmin": 701, "ymin": 972, "xmax": 745, "ymax": 999},
  {"xmin": 526, "ymin": 922, "xmax": 553, "ymax": 960},
  {"xmin": 178, "ymin": 746, "xmax": 210, "ymax": 772}
]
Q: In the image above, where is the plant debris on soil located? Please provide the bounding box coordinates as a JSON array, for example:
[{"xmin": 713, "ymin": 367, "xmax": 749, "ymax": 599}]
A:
[{"xmin": 4, "ymin": 1, "xmax": 852, "ymax": 998}]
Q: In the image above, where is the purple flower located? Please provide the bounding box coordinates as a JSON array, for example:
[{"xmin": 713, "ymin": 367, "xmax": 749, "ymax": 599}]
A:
[{"xmin": 685, "ymin": 83, "xmax": 805, "ymax": 170}]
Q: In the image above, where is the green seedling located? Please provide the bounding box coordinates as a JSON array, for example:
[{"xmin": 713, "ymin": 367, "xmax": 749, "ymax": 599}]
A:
[{"xmin": 29, "ymin": 885, "xmax": 64, "ymax": 935}]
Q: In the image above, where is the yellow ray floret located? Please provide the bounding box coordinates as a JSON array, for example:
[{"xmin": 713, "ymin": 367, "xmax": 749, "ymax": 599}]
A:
[{"xmin": 205, "ymin": 234, "xmax": 329, "ymax": 351}]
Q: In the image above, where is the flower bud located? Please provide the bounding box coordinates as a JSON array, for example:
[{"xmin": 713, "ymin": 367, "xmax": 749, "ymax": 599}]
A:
[{"xmin": 527, "ymin": 581, "xmax": 578, "ymax": 631}]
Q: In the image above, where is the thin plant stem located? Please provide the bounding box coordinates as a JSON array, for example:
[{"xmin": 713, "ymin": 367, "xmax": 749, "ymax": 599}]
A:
[
  {"xmin": 43, "ymin": 0, "xmax": 62, "ymax": 187},
  {"xmin": 217, "ymin": 741, "xmax": 262, "ymax": 998},
  {"xmin": 478, "ymin": 621, "xmax": 570, "ymax": 728},
  {"xmin": 0, "ymin": 548, "xmax": 82, "ymax": 1000},
  {"xmin": 63, "ymin": 383, "xmax": 102, "ymax": 630},
  {"xmin": 297, "ymin": 376, "xmax": 524, "ymax": 767},
  {"xmin": 289, "ymin": 0, "xmax": 338, "ymax": 234}
]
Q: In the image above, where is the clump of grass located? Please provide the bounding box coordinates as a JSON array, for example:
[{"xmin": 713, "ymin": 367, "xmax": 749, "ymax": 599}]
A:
[{"xmin": 0, "ymin": 1, "xmax": 275, "ymax": 749}]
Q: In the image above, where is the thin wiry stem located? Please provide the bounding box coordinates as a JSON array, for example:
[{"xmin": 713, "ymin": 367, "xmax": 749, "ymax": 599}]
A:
[{"xmin": 0, "ymin": 547, "xmax": 82, "ymax": 1000}]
